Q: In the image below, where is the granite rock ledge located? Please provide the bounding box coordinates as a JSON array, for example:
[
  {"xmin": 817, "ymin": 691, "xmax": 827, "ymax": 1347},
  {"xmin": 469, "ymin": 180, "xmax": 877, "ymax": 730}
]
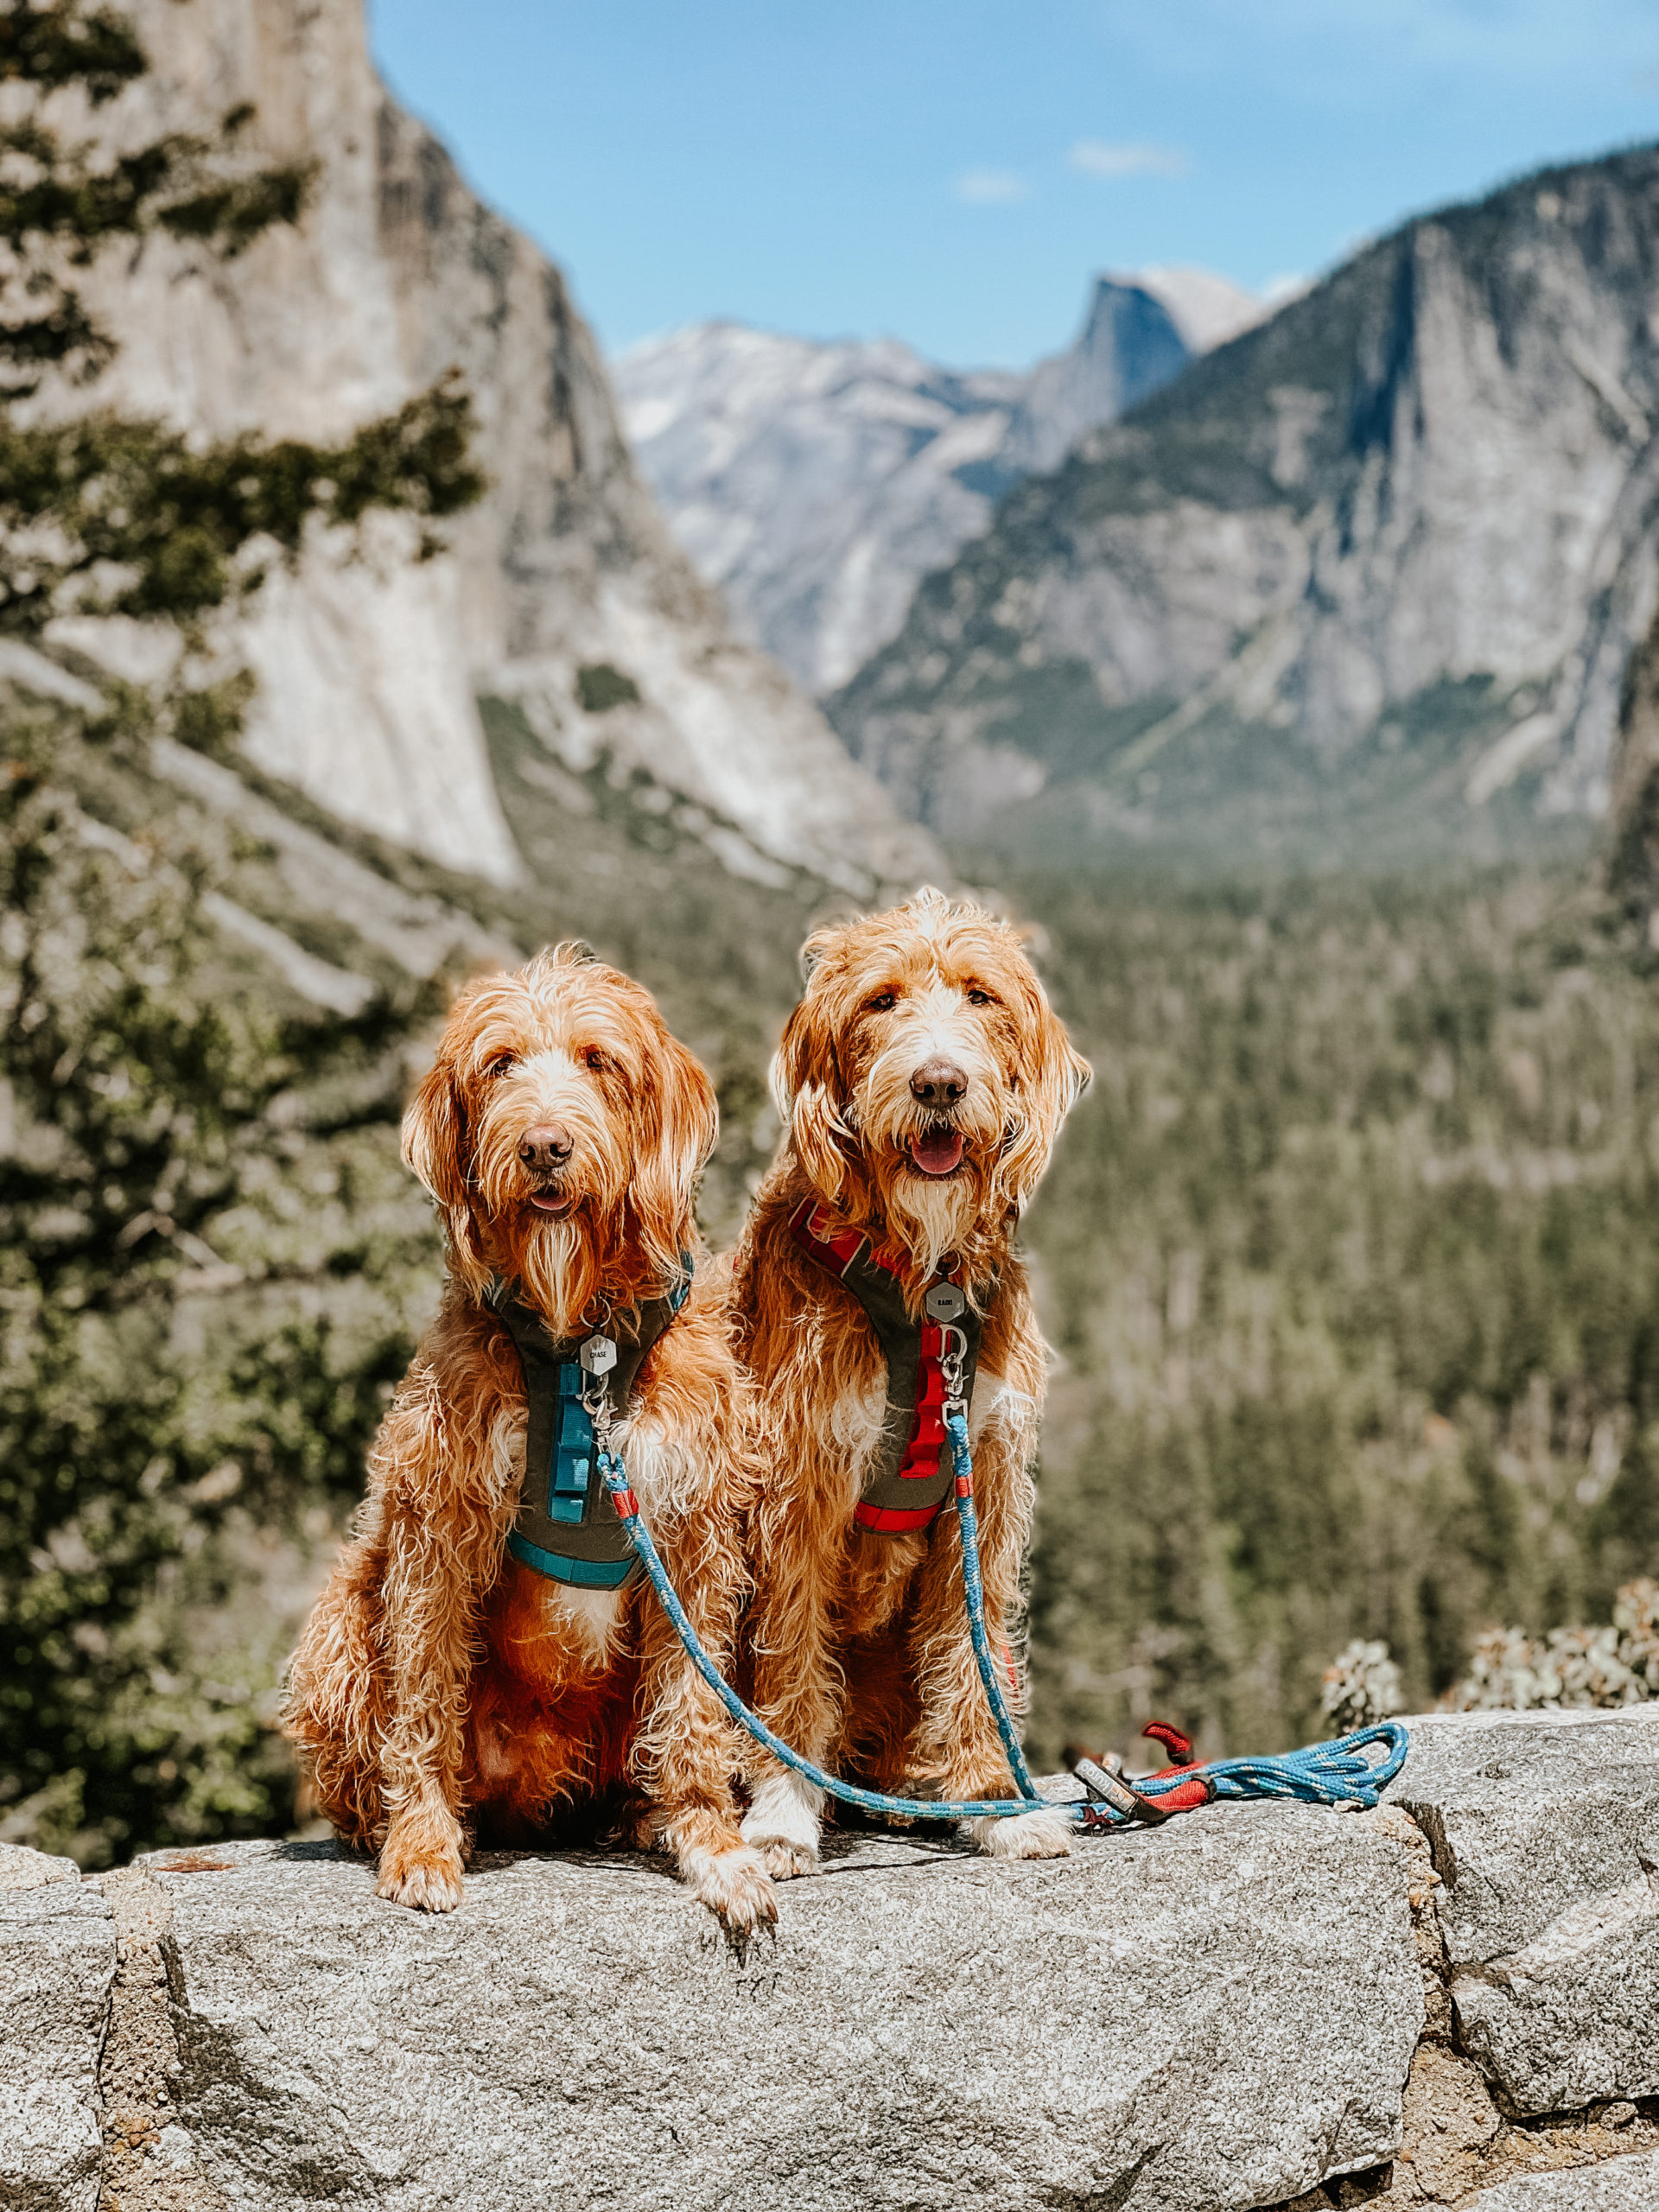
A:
[{"xmin": 0, "ymin": 1710, "xmax": 1656, "ymax": 2212}]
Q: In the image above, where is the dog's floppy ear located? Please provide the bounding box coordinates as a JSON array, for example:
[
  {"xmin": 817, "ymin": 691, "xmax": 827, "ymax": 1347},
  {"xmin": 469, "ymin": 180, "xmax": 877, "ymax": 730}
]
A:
[
  {"xmin": 632, "ymin": 1027, "xmax": 719, "ymax": 1281},
  {"xmin": 402, "ymin": 1044, "xmax": 490, "ymax": 1290},
  {"xmin": 998, "ymin": 985, "xmax": 1091, "ymax": 1213},
  {"xmin": 771, "ymin": 976, "xmax": 851, "ymax": 1205}
]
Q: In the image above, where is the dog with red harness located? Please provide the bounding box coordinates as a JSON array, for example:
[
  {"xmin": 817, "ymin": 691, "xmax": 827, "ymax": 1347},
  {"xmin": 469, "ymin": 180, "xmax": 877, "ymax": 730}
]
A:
[{"xmin": 728, "ymin": 887, "xmax": 1091, "ymax": 1876}]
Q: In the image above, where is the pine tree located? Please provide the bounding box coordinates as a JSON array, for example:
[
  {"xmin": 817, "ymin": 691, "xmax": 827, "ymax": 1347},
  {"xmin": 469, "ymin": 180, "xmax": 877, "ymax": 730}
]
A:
[{"xmin": 0, "ymin": 0, "xmax": 482, "ymax": 1862}]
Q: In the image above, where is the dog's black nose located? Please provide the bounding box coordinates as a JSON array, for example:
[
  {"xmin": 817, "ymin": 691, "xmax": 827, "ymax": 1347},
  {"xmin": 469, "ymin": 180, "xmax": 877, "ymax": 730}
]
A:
[
  {"xmin": 518, "ymin": 1122, "xmax": 573, "ymax": 1171},
  {"xmin": 910, "ymin": 1058, "xmax": 968, "ymax": 1108}
]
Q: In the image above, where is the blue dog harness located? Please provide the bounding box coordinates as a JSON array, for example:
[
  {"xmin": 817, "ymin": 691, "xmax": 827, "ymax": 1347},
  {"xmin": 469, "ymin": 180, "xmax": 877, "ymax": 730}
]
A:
[{"xmin": 487, "ymin": 1265, "xmax": 691, "ymax": 1589}]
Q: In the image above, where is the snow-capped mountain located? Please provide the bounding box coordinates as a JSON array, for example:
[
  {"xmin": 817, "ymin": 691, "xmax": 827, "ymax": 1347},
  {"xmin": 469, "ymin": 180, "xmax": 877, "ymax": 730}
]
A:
[{"xmin": 614, "ymin": 271, "xmax": 1263, "ymax": 696}]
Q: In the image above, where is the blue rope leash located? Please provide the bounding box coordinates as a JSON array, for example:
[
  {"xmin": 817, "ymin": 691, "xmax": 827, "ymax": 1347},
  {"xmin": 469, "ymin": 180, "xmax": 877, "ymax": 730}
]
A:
[
  {"xmin": 600, "ymin": 1411, "xmax": 1408, "ymax": 1828},
  {"xmin": 944, "ymin": 1411, "xmax": 1039, "ymax": 1801},
  {"xmin": 942, "ymin": 1411, "xmax": 1409, "ymax": 1816},
  {"xmin": 600, "ymin": 1447, "xmax": 1043, "ymax": 1821}
]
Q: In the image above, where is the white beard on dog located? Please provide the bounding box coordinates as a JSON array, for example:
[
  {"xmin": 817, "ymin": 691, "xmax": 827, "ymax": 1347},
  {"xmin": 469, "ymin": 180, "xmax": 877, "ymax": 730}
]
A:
[
  {"xmin": 886, "ymin": 1171, "xmax": 975, "ymax": 1286},
  {"xmin": 518, "ymin": 1218, "xmax": 579, "ymax": 1336}
]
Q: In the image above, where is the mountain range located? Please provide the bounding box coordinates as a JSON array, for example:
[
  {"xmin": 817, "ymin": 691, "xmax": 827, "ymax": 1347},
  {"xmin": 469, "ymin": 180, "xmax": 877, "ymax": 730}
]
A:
[
  {"xmin": 25, "ymin": 3, "xmax": 1659, "ymax": 898},
  {"xmin": 615, "ymin": 270, "xmax": 1264, "ymax": 696},
  {"xmin": 825, "ymin": 148, "xmax": 1659, "ymax": 871}
]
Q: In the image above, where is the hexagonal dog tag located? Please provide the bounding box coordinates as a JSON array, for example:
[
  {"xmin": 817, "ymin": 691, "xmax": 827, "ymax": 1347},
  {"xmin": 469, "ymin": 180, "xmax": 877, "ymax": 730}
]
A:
[
  {"xmin": 925, "ymin": 1282, "xmax": 966, "ymax": 1323},
  {"xmin": 579, "ymin": 1333, "xmax": 618, "ymax": 1376}
]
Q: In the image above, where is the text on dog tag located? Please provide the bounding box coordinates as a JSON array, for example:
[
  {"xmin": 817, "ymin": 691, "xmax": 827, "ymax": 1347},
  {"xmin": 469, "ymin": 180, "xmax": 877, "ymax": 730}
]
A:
[
  {"xmin": 580, "ymin": 1334, "xmax": 618, "ymax": 1376},
  {"xmin": 925, "ymin": 1282, "xmax": 966, "ymax": 1322}
]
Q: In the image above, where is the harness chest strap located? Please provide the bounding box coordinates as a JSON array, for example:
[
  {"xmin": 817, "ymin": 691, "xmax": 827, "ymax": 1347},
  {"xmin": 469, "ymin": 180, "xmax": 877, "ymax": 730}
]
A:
[
  {"xmin": 486, "ymin": 1265, "xmax": 690, "ymax": 1589},
  {"xmin": 787, "ymin": 1195, "xmax": 996, "ymax": 1535}
]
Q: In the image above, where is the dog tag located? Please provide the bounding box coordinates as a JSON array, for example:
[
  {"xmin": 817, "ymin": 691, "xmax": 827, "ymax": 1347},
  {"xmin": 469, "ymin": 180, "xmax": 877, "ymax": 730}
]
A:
[
  {"xmin": 579, "ymin": 1334, "xmax": 617, "ymax": 1376},
  {"xmin": 925, "ymin": 1282, "xmax": 966, "ymax": 1322}
]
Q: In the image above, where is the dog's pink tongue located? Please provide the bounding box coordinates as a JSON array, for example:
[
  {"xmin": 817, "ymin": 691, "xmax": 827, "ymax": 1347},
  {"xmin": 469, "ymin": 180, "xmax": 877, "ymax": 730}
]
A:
[{"xmin": 910, "ymin": 1128, "xmax": 965, "ymax": 1176}]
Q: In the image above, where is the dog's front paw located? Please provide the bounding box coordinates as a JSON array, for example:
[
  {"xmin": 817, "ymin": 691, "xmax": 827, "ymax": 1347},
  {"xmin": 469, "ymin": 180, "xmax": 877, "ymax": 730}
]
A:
[
  {"xmin": 741, "ymin": 1772, "xmax": 822, "ymax": 1881},
  {"xmin": 759, "ymin": 1838, "xmax": 818, "ymax": 1881},
  {"xmin": 965, "ymin": 1805, "xmax": 1073, "ymax": 1862},
  {"xmin": 377, "ymin": 1821, "xmax": 466, "ymax": 1912},
  {"xmin": 684, "ymin": 1842, "xmax": 779, "ymax": 1930}
]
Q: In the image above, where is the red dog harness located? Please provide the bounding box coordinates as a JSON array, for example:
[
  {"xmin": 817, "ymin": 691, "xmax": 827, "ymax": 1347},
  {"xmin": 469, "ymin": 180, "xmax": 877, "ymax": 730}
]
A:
[{"xmin": 789, "ymin": 1196, "xmax": 995, "ymax": 1535}]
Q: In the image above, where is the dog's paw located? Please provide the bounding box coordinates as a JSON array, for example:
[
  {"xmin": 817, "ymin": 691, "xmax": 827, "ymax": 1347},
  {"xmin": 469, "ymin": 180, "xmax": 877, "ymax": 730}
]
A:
[
  {"xmin": 965, "ymin": 1805, "xmax": 1073, "ymax": 1862},
  {"xmin": 741, "ymin": 1772, "xmax": 822, "ymax": 1880},
  {"xmin": 759, "ymin": 1838, "xmax": 818, "ymax": 1881},
  {"xmin": 376, "ymin": 1836, "xmax": 466, "ymax": 1913},
  {"xmin": 683, "ymin": 1842, "xmax": 779, "ymax": 1930}
]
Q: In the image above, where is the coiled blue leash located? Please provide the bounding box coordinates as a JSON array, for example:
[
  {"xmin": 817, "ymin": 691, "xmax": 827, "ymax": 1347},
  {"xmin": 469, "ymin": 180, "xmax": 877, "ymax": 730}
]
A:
[{"xmin": 596, "ymin": 1397, "xmax": 1408, "ymax": 1829}]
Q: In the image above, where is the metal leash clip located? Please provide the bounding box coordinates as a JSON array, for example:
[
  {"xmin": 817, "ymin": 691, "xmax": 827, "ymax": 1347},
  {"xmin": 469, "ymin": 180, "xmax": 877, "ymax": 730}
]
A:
[
  {"xmin": 579, "ymin": 1332, "xmax": 618, "ymax": 1448},
  {"xmin": 938, "ymin": 1324, "xmax": 969, "ymax": 1422},
  {"xmin": 1071, "ymin": 1753, "xmax": 1179, "ymax": 1827}
]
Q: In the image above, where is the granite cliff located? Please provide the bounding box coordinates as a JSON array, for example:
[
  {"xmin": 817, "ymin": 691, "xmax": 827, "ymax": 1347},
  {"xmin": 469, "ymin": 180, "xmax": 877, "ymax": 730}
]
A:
[
  {"xmin": 827, "ymin": 147, "xmax": 1659, "ymax": 871},
  {"xmin": 43, "ymin": 0, "xmax": 935, "ymax": 897},
  {"xmin": 5, "ymin": 1709, "xmax": 1659, "ymax": 2212}
]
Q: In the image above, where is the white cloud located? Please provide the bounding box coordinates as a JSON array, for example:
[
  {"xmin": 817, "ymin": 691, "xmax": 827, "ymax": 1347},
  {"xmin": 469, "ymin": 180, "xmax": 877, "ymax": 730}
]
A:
[
  {"xmin": 1068, "ymin": 140, "xmax": 1190, "ymax": 181},
  {"xmin": 954, "ymin": 168, "xmax": 1030, "ymax": 205}
]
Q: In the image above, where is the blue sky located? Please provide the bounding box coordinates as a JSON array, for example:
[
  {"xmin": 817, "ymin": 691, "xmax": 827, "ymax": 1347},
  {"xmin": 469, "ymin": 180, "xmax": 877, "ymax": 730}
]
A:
[{"xmin": 370, "ymin": 0, "xmax": 1659, "ymax": 369}]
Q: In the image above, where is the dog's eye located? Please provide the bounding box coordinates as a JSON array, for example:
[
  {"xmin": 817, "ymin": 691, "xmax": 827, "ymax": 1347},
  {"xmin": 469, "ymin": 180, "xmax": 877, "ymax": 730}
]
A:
[
  {"xmin": 483, "ymin": 1053, "xmax": 516, "ymax": 1079},
  {"xmin": 867, "ymin": 991, "xmax": 898, "ymax": 1014},
  {"xmin": 965, "ymin": 988, "xmax": 995, "ymax": 1007},
  {"xmin": 582, "ymin": 1048, "xmax": 609, "ymax": 1074}
]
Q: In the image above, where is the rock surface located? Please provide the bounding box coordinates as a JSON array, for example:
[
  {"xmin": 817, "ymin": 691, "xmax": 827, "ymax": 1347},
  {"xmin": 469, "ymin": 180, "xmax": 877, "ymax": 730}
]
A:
[
  {"xmin": 1468, "ymin": 2148, "xmax": 1659, "ymax": 2206},
  {"xmin": 614, "ymin": 274, "xmax": 1244, "ymax": 696},
  {"xmin": 9, "ymin": 1713, "xmax": 1659, "ymax": 2210},
  {"xmin": 142, "ymin": 1804, "xmax": 1420, "ymax": 2212},
  {"xmin": 1389, "ymin": 1707, "xmax": 1659, "ymax": 2120},
  {"xmin": 0, "ymin": 1847, "xmax": 115, "ymax": 2212},
  {"xmin": 829, "ymin": 146, "xmax": 1659, "ymax": 867},
  {"xmin": 44, "ymin": 0, "xmax": 935, "ymax": 897}
]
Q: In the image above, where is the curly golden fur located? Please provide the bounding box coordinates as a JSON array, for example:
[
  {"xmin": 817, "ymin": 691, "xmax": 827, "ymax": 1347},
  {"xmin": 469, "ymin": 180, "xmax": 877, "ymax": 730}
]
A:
[
  {"xmin": 728, "ymin": 887, "xmax": 1090, "ymax": 1875},
  {"xmin": 283, "ymin": 946, "xmax": 774, "ymax": 1929}
]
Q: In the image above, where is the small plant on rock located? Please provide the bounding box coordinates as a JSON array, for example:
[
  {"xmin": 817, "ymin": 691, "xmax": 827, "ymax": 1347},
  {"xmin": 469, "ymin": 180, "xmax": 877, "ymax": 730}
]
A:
[{"xmin": 1319, "ymin": 1640, "xmax": 1406, "ymax": 1732}]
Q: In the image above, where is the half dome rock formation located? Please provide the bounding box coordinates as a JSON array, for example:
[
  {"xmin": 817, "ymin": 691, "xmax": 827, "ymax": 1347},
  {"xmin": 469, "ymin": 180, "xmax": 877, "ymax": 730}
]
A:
[
  {"xmin": 45, "ymin": 0, "xmax": 936, "ymax": 897},
  {"xmin": 615, "ymin": 273, "xmax": 1249, "ymax": 697}
]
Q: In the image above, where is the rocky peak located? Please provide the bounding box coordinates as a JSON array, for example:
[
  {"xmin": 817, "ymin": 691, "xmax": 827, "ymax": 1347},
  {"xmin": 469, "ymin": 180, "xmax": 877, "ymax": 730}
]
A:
[
  {"xmin": 1000, "ymin": 277, "xmax": 1190, "ymax": 475},
  {"xmin": 616, "ymin": 271, "xmax": 1250, "ymax": 697},
  {"xmin": 828, "ymin": 145, "xmax": 1659, "ymax": 869}
]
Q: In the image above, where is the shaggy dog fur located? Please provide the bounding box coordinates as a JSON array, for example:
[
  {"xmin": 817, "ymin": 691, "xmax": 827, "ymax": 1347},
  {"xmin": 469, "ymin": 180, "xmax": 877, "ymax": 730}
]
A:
[
  {"xmin": 283, "ymin": 946, "xmax": 774, "ymax": 1928},
  {"xmin": 729, "ymin": 887, "xmax": 1090, "ymax": 1876}
]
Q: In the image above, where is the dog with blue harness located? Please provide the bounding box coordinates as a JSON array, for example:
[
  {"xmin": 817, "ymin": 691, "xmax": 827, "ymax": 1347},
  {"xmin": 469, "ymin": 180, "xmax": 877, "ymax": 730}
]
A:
[{"xmin": 284, "ymin": 946, "xmax": 775, "ymax": 1930}]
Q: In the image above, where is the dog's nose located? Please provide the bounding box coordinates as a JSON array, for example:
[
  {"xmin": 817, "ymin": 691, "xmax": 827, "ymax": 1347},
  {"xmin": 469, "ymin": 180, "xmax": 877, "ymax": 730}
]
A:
[
  {"xmin": 518, "ymin": 1122, "xmax": 574, "ymax": 1171},
  {"xmin": 910, "ymin": 1058, "xmax": 968, "ymax": 1109}
]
